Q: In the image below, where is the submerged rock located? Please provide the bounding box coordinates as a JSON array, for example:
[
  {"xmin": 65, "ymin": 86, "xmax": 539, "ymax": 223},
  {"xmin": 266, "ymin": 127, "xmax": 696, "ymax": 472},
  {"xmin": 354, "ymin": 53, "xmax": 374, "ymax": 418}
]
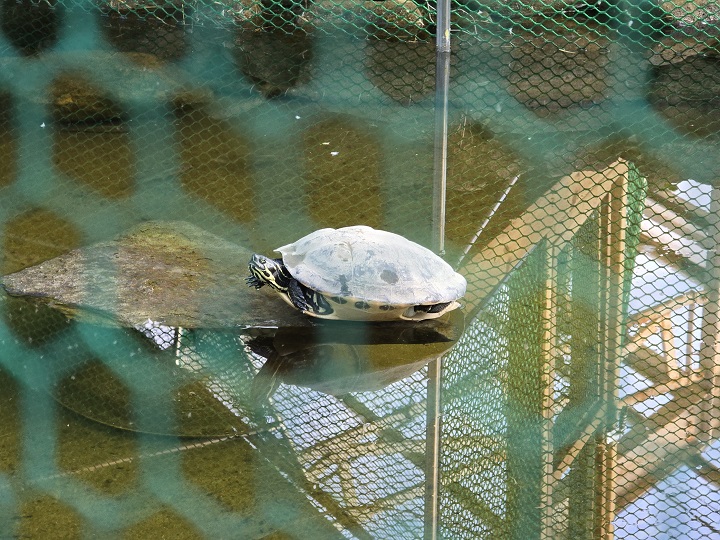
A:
[{"xmin": 1, "ymin": 220, "xmax": 307, "ymax": 328}]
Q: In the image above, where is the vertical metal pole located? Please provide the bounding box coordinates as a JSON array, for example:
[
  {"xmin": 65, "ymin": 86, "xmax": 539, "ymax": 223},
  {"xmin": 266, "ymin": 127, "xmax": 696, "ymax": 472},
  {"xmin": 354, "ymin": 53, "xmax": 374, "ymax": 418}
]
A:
[
  {"xmin": 431, "ymin": 0, "xmax": 451, "ymax": 255},
  {"xmin": 426, "ymin": 2, "xmax": 451, "ymax": 540}
]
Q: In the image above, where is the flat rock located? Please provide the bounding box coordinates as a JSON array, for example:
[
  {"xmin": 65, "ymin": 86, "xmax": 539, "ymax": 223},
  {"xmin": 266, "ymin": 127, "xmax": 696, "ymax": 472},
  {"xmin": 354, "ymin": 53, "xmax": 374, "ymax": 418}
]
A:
[{"xmin": 1, "ymin": 221, "xmax": 308, "ymax": 328}]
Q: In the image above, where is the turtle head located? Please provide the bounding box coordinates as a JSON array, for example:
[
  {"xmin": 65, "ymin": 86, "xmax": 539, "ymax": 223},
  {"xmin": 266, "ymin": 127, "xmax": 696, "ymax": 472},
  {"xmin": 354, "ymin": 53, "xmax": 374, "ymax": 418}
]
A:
[{"xmin": 247, "ymin": 254, "xmax": 290, "ymax": 292}]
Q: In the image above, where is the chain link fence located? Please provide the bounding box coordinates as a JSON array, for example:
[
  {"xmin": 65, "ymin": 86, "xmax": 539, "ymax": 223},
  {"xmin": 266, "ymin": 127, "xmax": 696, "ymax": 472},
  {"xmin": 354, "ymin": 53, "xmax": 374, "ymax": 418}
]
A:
[{"xmin": 0, "ymin": 0, "xmax": 718, "ymax": 538}]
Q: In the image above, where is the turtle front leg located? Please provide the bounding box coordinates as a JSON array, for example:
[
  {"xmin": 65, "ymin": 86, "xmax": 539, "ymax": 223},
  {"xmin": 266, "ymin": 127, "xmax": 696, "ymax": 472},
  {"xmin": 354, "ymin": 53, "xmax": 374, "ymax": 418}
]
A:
[
  {"xmin": 287, "ymin": 279, "xmax": 312, "ymax": 313},
  {"xmin": 246, "ymin": 275, "xmax": 265, "ymax": 289}
]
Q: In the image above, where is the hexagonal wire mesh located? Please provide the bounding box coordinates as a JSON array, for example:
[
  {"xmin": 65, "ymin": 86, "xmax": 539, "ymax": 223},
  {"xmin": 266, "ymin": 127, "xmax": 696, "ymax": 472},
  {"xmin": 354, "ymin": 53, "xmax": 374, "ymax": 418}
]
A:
[{"xmin": 0, "ymin": 0, "xmax": 718, "ymax": 538}]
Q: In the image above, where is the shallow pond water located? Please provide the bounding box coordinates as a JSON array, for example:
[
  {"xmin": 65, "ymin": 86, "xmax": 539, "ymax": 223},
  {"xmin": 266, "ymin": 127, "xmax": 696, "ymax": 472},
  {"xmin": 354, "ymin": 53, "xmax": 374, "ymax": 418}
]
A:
[{"xmin": 1, "ymin": 3, "xmax": 720, "ymax": 538}]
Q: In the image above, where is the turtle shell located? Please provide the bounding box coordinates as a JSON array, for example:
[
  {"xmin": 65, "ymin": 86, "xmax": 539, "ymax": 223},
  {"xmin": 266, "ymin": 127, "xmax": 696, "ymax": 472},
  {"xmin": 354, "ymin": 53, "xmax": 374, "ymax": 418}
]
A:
[{"xmin": 275, "ymin": 226, "xmax": 466, "ymax": 318}]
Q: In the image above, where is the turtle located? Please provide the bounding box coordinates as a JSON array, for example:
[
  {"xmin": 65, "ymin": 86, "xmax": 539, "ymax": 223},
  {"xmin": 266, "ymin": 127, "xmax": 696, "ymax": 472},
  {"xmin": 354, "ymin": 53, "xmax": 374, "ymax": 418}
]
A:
[{"xmin": 246, "ymin": 225, "xmax": 467, "ymax": 321}]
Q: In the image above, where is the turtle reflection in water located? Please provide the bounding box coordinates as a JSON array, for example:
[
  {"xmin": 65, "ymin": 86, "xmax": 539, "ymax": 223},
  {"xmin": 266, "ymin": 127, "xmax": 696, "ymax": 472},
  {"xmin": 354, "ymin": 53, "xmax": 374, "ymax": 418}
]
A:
[
  {"xmin": 247, "ymin": 225, "xmax": 467, "ymax": 322},
  {"xmin": 247, "ymin": 311, "xmax": 463, "ymax": 399}
]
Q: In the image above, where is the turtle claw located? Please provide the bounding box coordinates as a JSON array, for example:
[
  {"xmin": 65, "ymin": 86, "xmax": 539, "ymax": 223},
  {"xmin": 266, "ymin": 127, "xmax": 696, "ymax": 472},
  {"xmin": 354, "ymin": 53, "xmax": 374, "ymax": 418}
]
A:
[
  {"xmin": 294, "ymin": 297, "xmax": 312, "ymax": 313},
  {"xmin": 246, "ymin": 275, "xmax": 264, "ymax": 289}
]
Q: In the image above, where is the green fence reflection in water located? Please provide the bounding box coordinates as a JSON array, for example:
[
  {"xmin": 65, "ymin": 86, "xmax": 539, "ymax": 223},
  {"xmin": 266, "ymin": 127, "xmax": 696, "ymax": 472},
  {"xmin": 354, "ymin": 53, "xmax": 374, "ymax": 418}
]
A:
[{"xmin": 0, "ymin": 0, "xmax": 718, "ymax": 538}]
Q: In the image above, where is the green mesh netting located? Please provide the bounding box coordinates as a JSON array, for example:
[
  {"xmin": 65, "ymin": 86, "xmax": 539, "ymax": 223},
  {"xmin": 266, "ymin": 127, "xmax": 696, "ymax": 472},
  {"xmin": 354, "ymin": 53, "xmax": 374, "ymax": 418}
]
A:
[{"xmin": 0, "ymin": 0, "xmax": 717, "ymax": 538}]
